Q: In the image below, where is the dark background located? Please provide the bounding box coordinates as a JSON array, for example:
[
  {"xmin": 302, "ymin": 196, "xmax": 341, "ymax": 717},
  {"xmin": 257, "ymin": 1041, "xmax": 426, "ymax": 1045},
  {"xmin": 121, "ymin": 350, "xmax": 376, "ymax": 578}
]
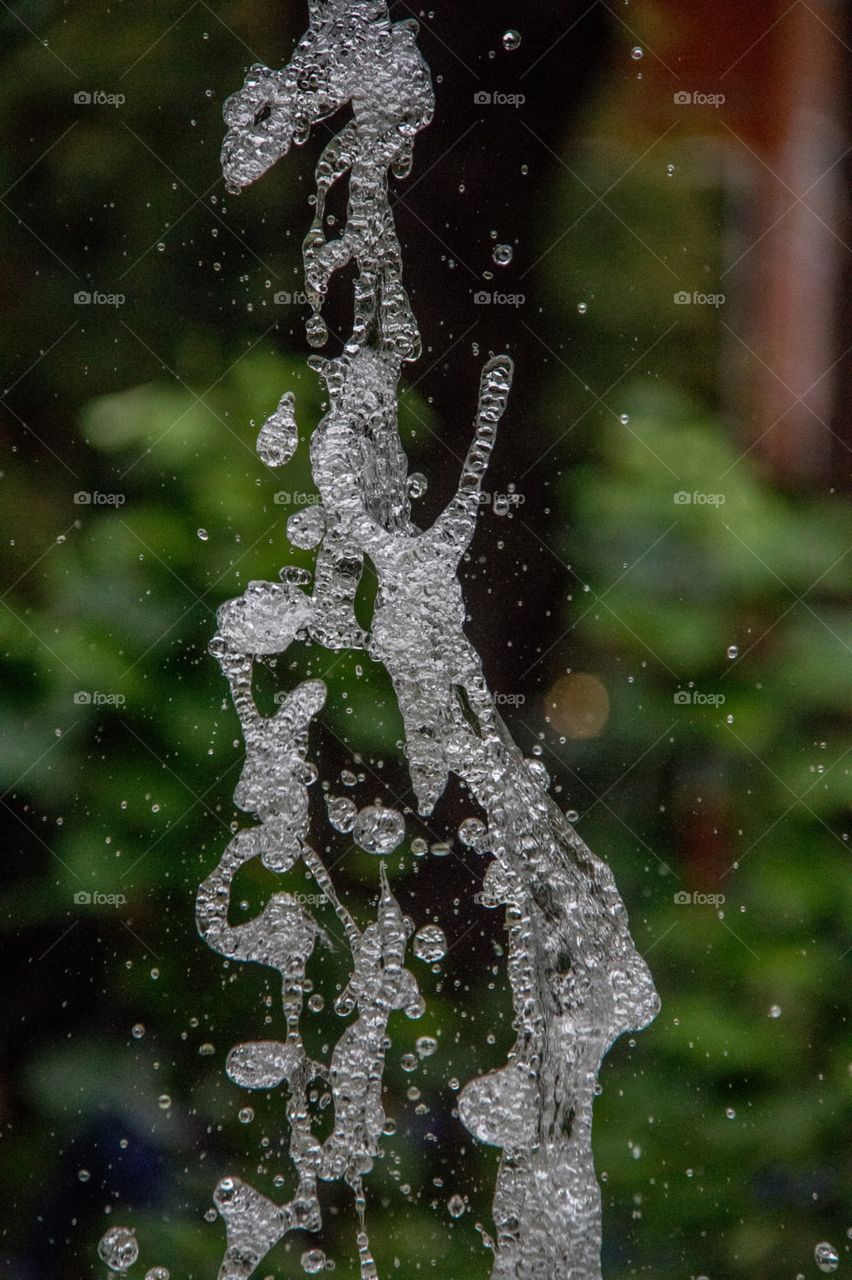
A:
[{"xmin": 1, "ymin": 1, "xmax": 850, "ymax": 1277}]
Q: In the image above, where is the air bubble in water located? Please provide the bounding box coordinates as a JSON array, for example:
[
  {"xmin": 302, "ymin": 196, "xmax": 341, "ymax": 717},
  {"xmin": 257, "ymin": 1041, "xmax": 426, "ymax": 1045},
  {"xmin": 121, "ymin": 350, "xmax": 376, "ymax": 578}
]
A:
[
  {"xmin": 447, "ymin": 1194, "xmax": 466, "ymax": 1218},
  {"xmin": 301, "ymin": 1250, "xmax": 326, "ymax": 1274},
  {"xmin": 631, "ymin": 45, "xmax": 644, "ymax": 60},
  {"xmin": 502, "ymin": 30, "xmax": 521, "ymax": 51},
  {"xmin": 98, "ymin": 1226, "xmax": 139, "ymax": 1273},
  {"xmin": 769, "ymin": 1004, "xmax": 782, "ymax": 1018},
  {"xmin": 577, "ymin": 302, "xmax": 588, "ymax": 314},
  {"xmin": 353, "ymin": 804, "xmax": 405, "ymax": 854},
  {"xmin": 412, "ymin": 924, "xmax": 447, "ymax": 962},
  {"xmin": 814, "ymin": 1242, "xmax": 839, "ymax": 1273},
  {"xmin": 416, "ymin": 1035, "xmax": 438, "ymax": 1057},
  {"xmin": 492, "ymin": 244, "xmax": 513, "ymax": 266},
  {"xmin": 131, "ymin": 1022, "xmax": 145, "ymax": 1039},
  {"xmin": 197, "ymin": 528, "xmax": 209, "ymax": 541},
  {"xmin": 727, "ymin": 645, "xmax": 739, "ymax": 659}
]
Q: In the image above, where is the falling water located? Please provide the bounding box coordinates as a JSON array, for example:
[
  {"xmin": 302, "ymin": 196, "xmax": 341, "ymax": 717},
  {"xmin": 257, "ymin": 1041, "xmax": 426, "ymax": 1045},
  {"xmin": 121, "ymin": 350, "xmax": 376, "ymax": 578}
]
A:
[{"xmin": 101, "ymin": 3, "xmax": 660, "ymax": 1277}]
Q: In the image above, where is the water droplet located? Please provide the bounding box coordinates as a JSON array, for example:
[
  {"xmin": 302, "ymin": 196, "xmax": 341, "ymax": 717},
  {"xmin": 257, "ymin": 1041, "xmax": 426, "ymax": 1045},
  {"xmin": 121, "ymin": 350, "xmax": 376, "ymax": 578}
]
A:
[
  {"xmin": 814, "ymin": 1242, "xmax": 839, "ymax": 1273},
  {"xmin": 401, "ymin": 1052, "xmax": 418, "ymax": 1072},
  {"xmin": 492, "ymin": 243, "xmax": 513, "ymax": 266},
  {"xmin": 238, "ymin": 1106, "xmax": 255, "ymax": 1124},
  {"xmin": 98, "ymin": 1226, "xmax": 139, "ymax": 1273},
  {"xmin": 145, "ymin": 1269, "xmax": 170, "ymax": 1280},
  {"xmin": 157, "ymin": 1094, "xmax": 171, "ymax": 1110},
  {"xmin": 576, "ymin": 302, "xmax": 588, "ymax": 315},
  {"xmin": 447, "ymin": 1194, "xmax": 466, "ymax": 1218},
  {"xmin": 197, "ymin": 528, "xmax": 209, "ymax": 541},
  {"xmin": 287, "ymin": 505, "xmax": 326, "ymax": 550},
  {"xmin": 631, "ymin": 45, "xmax": 644, "ymax": 60},
  {"xmin": 198, "ymin": 1042, "xmax": 215, "ymax": 1056},
  {"xmin": 502, "ymin": 29, "xmax": 521, "ymax": 51},
  {"xmin": 725, "ymin": 1106, "xmax": 736, "ymax": 1119},
  {"xmin": 407, "ymin": 471, "xmax": 428, "ymax": 499},
  {"xmin": 416, "ymin": 1035, "xmax": 438, "ymax": 1058},
  {"xmin": 131, "ymin": 1022, "xmax": 145, "ymax": 1039},
  {"xmin": 666, "ymin": 163, "xmax": 676, "ymax": 176},
  {"xmin": 619, "ymin": 413, "xmax": 630, "ymax": 425},
  {"xmin": 353, "ymin": 803, "xmax": 405, "ymax": 854},
  {"xmin": 78, "ymin": 1168, "xmax": 90, "ymax": 1182},
  {"xmin": 301, "ymin": 1250, "xmax": 326, "ymax": 1275},
  {"xmin": 769, "ymin": 1004, "xmax": 782, "ymax": 1018},
  {"xmin": 412, "ymin": 924, "xmax": 447, "ymax": 963},
  {"xmin": 327, "ymin": 794, "xmax": 358, "ymax": 833},
  {"xmin": 727, "ymin": 645, "xmax": 739, "ymax": 660}
]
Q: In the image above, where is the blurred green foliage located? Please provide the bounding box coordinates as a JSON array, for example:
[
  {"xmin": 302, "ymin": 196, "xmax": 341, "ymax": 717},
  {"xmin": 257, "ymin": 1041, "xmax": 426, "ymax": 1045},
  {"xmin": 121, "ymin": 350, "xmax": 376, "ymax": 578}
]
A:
[{"xmin": 0, "ymin": 3, "xmax": 849, "ymax": 1280}]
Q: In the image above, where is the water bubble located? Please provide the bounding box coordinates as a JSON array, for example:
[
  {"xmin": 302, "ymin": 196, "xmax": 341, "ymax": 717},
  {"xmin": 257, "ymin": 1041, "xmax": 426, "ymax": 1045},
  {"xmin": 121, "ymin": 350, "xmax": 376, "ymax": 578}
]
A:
[
  {"xmin": 769, "ymin": 1004, "xmax": 782, "ymax": 1018},
  {"xmin": 814, "ymin": 1242, "xmax": 839, "ymax": 1273},
  {"xmin": 145, "ymin": 1270, "xmax": 171, "ymax": 1280},
  {"xmin": 407, "ymin": 471, "xmax": 428, "ymax": 499},
  {"xmin": 502, "ymin": 29, "xmax": 521, "ymax": 51},
  {"xmin": 327, "ymin": 794, "xmax": 358, "ymax": 833},
  {"xmin": 98, "ymin": 1226, "xmax": 139, "ymax": 1273},
  {"xmin": 131, "ymin": 1022, "xmax": 145, "ymax": 1039},
  {"xmin": 158, "ymin": 1093, "xmax": 172, "ymax": 1110},
  {"xmin": 726, "ymin": 645, "xmax": 739, "ymax": 660},
  {"xmin": 411, "ymin": 837, "xmax": 429, "ymax": 858},
  {"xmin": 287, "ymin": 506, "xmax": 326, "ymax": 549},
  {"xmin": 301, "ymin": 1250, "xmax": 326, "ymax": 1275},
  {"xmin": 458, "ymin": 817, "xmax": 488, "ymax": 850},
  {"xmin": 566, "ymin": 809, "xmax": 579, "ymax": 822},
  {"xmin": 631, "ymin": 45, "xmax": 644, "ymax": 60},
  {"xmin": 197, "ymin": 528, "xmax": 209, "ymax": 541},
  {"xmin": 619, "ymin": 413, "xmax": 630, "ymax": 425},
  {"xmin": 353, "ymin": 803, "xmax": 405, "ymax": 854},
  {"xmin": 576, "ymin": 302, "xmax": 588, "ymax": 315},
  {"xmin": 492, "ymin": 244, "xmax": 513, "ymax": 266},
  {"xmin": 401, "ymin": 1052, "xmax": 418, "ymax": 1072},
  {"xmin": 78, "ymin": 1168, "xmax": 90, "ymax": 1182},
  {"xmin": 725, "ymin": 1106, "xmax": 736, "ymax": 1119},
  {"xmin": 308, "ymin": 993, "xmax": 324, "ymax": 1012},
  {"xmin": 666, "ymin": 163, "xmax": 676, "ymax": 176},
  {"xmin": 198, "ymin": 1042, "xmax": 215, "ymax": 1056},
  {"xmin": 412, "ymin": 924, "xmax": 447, "ymax": 963},
  {"xmin": 447, "ymin": 1194, "xmax": 466, "ymax": 1218},
  {"xmin": 238, "ymin": 1106, "xmax": 255, "ymax": 1124},
  {"xmin": 416, "ymin": 1035, "xmax": 438, "ymax": 1058}
]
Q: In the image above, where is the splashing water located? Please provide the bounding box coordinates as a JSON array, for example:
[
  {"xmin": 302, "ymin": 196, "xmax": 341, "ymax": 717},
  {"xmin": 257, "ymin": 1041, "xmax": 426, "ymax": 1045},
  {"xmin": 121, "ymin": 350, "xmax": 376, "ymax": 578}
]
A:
[{"xmin": 183, "ymin": 3, "xmax": 659, "ymax": 1278}]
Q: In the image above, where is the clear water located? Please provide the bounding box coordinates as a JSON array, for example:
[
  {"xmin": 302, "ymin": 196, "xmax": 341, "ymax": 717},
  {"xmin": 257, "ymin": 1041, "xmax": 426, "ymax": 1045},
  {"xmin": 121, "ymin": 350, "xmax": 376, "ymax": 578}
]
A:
[{"xmin": 103, "ymin": 4, "xmax": 661, "ymax": 1277}]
